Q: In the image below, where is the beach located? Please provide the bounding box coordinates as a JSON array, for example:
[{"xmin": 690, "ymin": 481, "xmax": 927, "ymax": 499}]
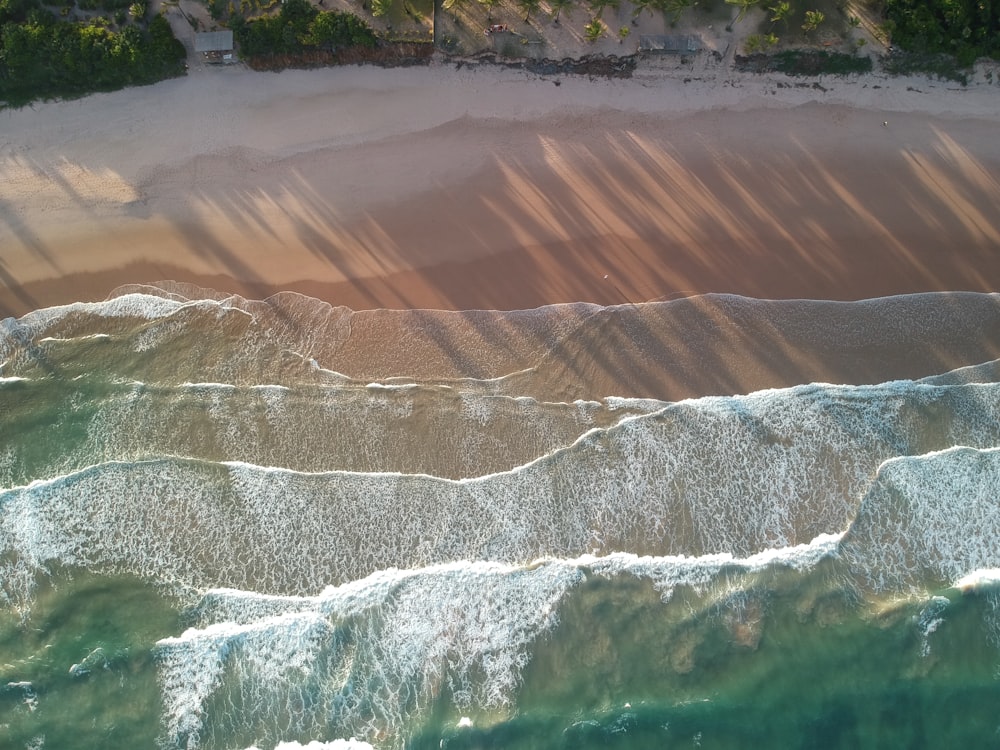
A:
[
  {"xmin": 3, "ymin": 63, "xmax": 1000, "ymax": 318},
  {"xmin": 3, "ymin": 58, "xmax": 1000, "ymax": 750}
]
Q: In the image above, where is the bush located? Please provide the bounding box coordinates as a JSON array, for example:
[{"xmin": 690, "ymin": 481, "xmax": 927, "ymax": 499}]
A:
[
  {"xmin": 735, "ymin": 50, "xmax": 873, "ymax": 76},
  {"xmin": 882, "ymin": 49, "xmax": 969, "ymax": 84},
  {"xmin": 233, "ymin": 5, "xmax": 377, "ymax": 59},
  {"xmin": 772, "ymin": 49, "xmax": 872, "ymax": 75}
]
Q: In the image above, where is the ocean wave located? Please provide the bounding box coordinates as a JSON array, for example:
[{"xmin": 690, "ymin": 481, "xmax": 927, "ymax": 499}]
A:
[
  {"xmin": 3, "ymin": 380, "xmax": 1000, "ymax": 606},
  {"xmin": 156, "ymin": 560, "xmax": 581, "ymax": 749},
  {"xmin": 953, "ymin": 568, "xmax": 1000, "ymax": 591},
  {"xmin": 840, "ymin": 446, "xmax": 1000, "ymax": 593},
  {"xmin": 5, "ymin": 290, "xmax": 1000, "ymax": 403},
  {"xmin": 4, "ymin": 286, "xmax": 1000, "ymax": 749},
  {"xmin": 148, "ymin": 516, "xmax": 998, "ymax": 749},
  {"xmin": 0, "ymin": 378, "xmax": 655, "ymax": 485},
  {"xmin": 155, "ymin": 539, "xmax": 847, "ymax": 750}
]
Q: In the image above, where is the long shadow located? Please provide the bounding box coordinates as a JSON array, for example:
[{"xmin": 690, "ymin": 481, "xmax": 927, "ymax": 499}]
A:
[
  {"xmin": 0, "ymin": 257, "xmax": 39, "ymax": 317},
  {"xmin": 0, "ymin": 194, "xmax": 63, "ymax": 275}
]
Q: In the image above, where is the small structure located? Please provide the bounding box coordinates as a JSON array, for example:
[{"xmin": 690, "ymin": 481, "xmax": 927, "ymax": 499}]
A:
[
  {"xmin": 639, "ymin": 35, "xmax": 702, "ymax": 54},
  {"xmin": 194, "ymin": 30, "xmax": 235, "ymax": 63},
  {"xmin": 484, "ymin": 24, "xmax": 509, "ymax": 35}
]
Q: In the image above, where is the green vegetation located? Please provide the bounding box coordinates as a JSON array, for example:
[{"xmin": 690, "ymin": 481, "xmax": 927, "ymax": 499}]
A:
[
  {"xmin": 0, "ymin": 0, "xmax": 185, "ymax": 108},
  {"xmin": 4, "ymin": 0, "xmax": 997, "ymax": 106},
  {"xmin": 744, "ymin": 30, "xmax": 777, "ymax": 52},
  {"xmin": 883, "ymin": 49, "xmax": 970, "ymax": 83},
  {"xmin": 801, "ymin": 8, "xmax": 822, "ymax": 31},
  {"xmin": 771, "ymin": 48, "xmax": 872, "ymax": 74},
  {"xmin": 588, "ymin": 0, "xmax": 619, "ymax": 18},
  {"xmin": 549, "ymin": 0, "xmax": 572, "ymax": 22},
  {"xmin": 882, "ymin": 0, "xmax": 1000, "ymax": 66},
  {"xmin": 517, "ymin": 0, "xmax": 540, "ymax": 21},
  {"xmin": 661, "ymin": 0, "xmax": 696, "ymax": 23},
  {"xmin": 768, "ymin": 0, "xmax": 790, "ymax": 24},
  {"xmin": 230, "ymin": 0, "xmax": 376, "ymax": 59},
  {"xmin": 725, "ymin": 0, "xmax": 759, "ymax": 23}
]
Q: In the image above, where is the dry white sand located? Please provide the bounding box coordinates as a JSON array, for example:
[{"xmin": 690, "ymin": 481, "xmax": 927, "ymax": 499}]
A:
[{"xmin": 2, "ymin": 60, "xmax": 1000, "ymax": 316}]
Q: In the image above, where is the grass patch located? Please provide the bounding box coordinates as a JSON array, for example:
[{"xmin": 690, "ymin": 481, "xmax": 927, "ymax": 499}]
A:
[
  {"xmin": 882, "ymin": 50, "xmax": 969, "ymax": 85},
  {"xmin": 244, "ymin": 40, "xmax": 433, "ymax": 69},
  {"xmin": 773, "ymin": 49, "xmax": 872, "ymax": 75},
  {"xmin": 736, "ymin": 49, "xmax": 872, "ymax": 76}
]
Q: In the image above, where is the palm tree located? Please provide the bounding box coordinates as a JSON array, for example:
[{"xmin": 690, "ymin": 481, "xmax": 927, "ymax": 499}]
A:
[
  {"xmin": 589, "ymin": 0, "xmax": 619, "ymax": 18},
  {"xmin": 518, "ymin": 0, "xmax": 541, "ymax": 21},
  {"xmin": 630, "ymin": 0, "xmax": 655, "ymax": 19},
  {"xmin": 801, "ymin": 9, "xmax": 824, "ymax": 32},
  {"xmin": 662, "ymin": 0, "xmax": 695, "ymax": 24},
  {"xmin": 584, "ymin": 16, "xmax": 603, "ymax": 40},
  {"xmin": 768, "ymin": 0, "xmax": 790, "ymax": 25},
  {"xmin": 725, "ymin": 0, "xmax": 759, "ymax": 23},
  {"xmin": 550, "ymin": 0, "xmax": 573, "ymax": 22}
]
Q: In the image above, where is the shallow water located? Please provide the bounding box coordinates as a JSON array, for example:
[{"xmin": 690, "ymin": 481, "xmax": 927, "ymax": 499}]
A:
[{"xmin": 1, "ymin": 287, "xmax": 999, "ymax": 749}]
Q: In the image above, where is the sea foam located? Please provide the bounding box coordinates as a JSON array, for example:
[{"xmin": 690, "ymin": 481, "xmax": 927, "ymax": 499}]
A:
[
  {"xmin": 4, "ymin": 382, "xmax": 1000, "ymax": 607},
  {"xmin": 155, "ymin": 538, "xmax": 851, "ymax": 749},
  {"xmin": 841, "ymin": 446, "xmax": 1000, "ymax": 593},
  {"xmin": 156, "ymin": 560, "xmax": 582, "ymax": 749}
]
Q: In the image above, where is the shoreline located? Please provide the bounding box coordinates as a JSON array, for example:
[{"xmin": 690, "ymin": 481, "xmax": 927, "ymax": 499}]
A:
[{"xmin": 2, "ymin": 61, "xmax": 1000, "ymax": 320}]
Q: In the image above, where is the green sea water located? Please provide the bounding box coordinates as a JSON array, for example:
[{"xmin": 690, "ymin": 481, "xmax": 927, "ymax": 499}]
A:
[
  {"xmin": 2, "ymin": 563, "xmax": 999, "ymax": 749},
  {"xmin": 0, "ymin": 570, "xmax": 180, "ymax": 749},
  {"xmin": 429, "ymin": 570, "xmax": 1000, "ymax": 749}
]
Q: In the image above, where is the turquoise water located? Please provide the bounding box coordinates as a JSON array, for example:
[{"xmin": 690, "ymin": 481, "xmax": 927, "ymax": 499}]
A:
[
  {"xmin": 0, "ymin": 570, "xmax": 179, "ymax": 749},
  {"xmin": 2, "ymin": 288, "xmax": 1000, "ymax": 750}
]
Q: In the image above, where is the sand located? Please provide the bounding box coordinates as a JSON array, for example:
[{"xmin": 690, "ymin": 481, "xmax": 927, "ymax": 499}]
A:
[{"xmin": 2, "ymin": 60, "xmax": 1000, "ymax": 397}]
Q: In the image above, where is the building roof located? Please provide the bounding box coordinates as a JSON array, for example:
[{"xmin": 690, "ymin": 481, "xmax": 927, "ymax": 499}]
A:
[
  {"xmin": 639, "ymin": 35, "xmax": 703, "ymax": 53},
  {"xmin": 194, "ymin": 30, "xmax": 234, "ymax": 53}
]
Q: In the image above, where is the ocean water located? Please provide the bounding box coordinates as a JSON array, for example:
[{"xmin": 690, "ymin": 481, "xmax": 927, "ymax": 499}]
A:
[{"xmin": 2, "ymin": 286, "xmax": 1000, "ymax": 750}]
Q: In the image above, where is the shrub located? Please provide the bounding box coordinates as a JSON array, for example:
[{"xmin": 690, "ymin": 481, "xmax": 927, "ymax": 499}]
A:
[
  {"xmin": 778, "ymin": 49, "xmax": 871, "ymax": 74},
  {"xmin": 233, "ymin": 6, "xmax": 377, "ymax": 60}
]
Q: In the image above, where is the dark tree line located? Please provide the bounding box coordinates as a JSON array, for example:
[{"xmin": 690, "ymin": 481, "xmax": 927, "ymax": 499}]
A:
[
  {"xmin": 230, "ymin": 0, "xmax": 377, "ymax": 59},
  {"xmin": 883, "ymin": 0, "xmax": 1000, "ymax": 64},
  {"xmin": 1, "ymin": 0, "xmax": 186, "ymax": 107}
]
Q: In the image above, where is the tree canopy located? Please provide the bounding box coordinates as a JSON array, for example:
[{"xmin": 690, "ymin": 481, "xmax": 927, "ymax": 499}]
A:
[
  {"xmin": 883, "ymin": 0, "xmax": 1000, "ymax": 64},
  {"xmin": 1, "ymin": 12, "xmax": 185, "ymax": 107},
  {"xmin": 232, "ymin": 0, "xmax": 376, "ymax": 59}
]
